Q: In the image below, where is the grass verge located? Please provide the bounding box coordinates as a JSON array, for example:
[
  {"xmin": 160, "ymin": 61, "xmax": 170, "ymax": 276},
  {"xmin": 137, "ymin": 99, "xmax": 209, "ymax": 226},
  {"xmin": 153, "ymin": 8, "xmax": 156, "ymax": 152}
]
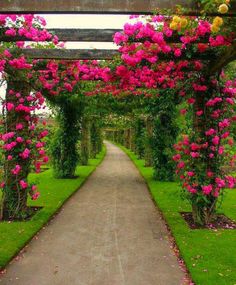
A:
[
  {"xmin": 0, "ymin": 146, "xmax": 106, "ymax": 269},
  {"xmin": 118, "ymin": 144, "xmax": 236, "ymax": 285}
]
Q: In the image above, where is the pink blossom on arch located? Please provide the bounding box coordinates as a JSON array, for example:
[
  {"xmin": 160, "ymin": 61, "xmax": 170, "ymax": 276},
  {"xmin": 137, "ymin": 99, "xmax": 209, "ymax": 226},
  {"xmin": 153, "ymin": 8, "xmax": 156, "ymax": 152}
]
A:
[
  {"xmin": 39, "ymin": 149, "xmax": 45, "ymax": 156},
  {"xmin": 6, "ymin": 102, "xmax": 14, "ymax": 111},
  {"xmin": 19, "ymin": 180, "xmax": 28, "ymax": 189},
  {"xmin": 174, "ymin": 48, "xmax": 182, "ymax": 57},
  {"xmin": 32, "ymin": 192, "xmax": 40, "ymax": 200},
  {"xmin": 221, "ymin": 131, "xmax": 230, "ymax": 139},
  {"xmin": 31, "ymin": 185, "xmax": 37, "ymax": 191},
  {"xmin": 218, "ymin": 146, "xmax": 224, "ymax": 155},
  {"xmin": 43, "ymin": 156, "xmax": 49, "ymax": 163},
  {"xmin": 212, "ymin": 136, "xmax": 220, "ymax": 145},
  {"xmin": 20, "ymin": 148, "xmax": 31, "ymax": 159},
  {"xmin": 207, "ymin": 171, "xmax": 214, "ymax": 177},
  {"xmin": 3, "ymin": 49, "xmax": 12, "ymax": 58},
  {"xmin": 196, "ymin": 110, "xmax": 203, "ymax": 116},
  {"xmin": 226, "ymin": 97, "xmax": 234, "ymax": 105},
  {"xmin": 187, "ymin": 98, "xmax": 195, "ymax": 105},
  {"xmin": 202, "ymin": 185, "xmax": 213, "ymax": 195},
  {"xmin": 173, "ymin": 154, "xmax": 181, "ymax": 161},
  {"xmin": 177, "ymin": 161, "xmax": 185, "ymax": 169},
  {"xmin": 180, "ymin": 109, "xmax": 187, "ymax": 115},
  {"xmin": 39, "ymin": 130, "xmax": 48, "ymax": 138},
  {"xmin": 219, "ymin": 119, "xmax": 230, "ymax": 129},
  {"xmin": 225, "ymin": 176, "xmax": 235, "ymax": 188},
  {"xmin": 187, "ymin": 185, "xmax": 197, "ymax": 194},
  {"xmin": 5, "ymin": 28, "xmax": 16, "ymax": 36},
  {"xmin": 190, "ymin": 152, "xmax": 200, "ymax": 158},
  {"xmin": 16, "ymin": 137, "xmax": 23, "ymax": 143},
  {"xmin": 1, "ymin": 132, "xmax": 15, "ymax": 141},
  {"xmin": 190, "ymin": 143, "xmax": 199, "ymax": 151},
  {"xmin": 215, "ymin": 178, "xmax": 226, "ymax": 188},
  {"xmin": 16, "ymin": 123, "xmax": 23, "ymax": 130},
  {"xmin": 11, "ymin": 165, "xmax": 21, "ymax": 175}
]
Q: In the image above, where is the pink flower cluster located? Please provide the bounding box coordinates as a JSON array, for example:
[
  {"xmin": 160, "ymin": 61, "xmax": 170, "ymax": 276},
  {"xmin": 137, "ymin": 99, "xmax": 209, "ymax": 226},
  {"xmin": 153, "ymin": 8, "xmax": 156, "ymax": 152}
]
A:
[
  {"xmin": 0, "ymin": 14, "xmax": 56, "ymax": 200},
  {"xmin": 173, "ymin": 79, "xmax": 235, "ymax": 197}
]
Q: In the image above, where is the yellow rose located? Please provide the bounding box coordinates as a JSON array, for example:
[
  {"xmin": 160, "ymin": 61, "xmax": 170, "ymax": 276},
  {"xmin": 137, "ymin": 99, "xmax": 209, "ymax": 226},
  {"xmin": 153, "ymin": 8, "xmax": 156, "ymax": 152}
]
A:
[
  {"xmin": 170, "ymin": 21, "xmax": 178, "ymax": 30},
  {"xmin": 211, "ymin": 24, "xmax": 220, "ymax": 33},
  {"xmin": 213, "ymin": 16, "xmax": 223, "ymax": 26},
  {"xmin": 172, "ymin": 16, "xmax": 181, "ymax": 23},
  {"xmin": 180, "ymin": 18, "xmax": 188, "ymax": 28},
  {"xmin": 218, "ymin": 4, "xmax": 229, "ymax": 13}
]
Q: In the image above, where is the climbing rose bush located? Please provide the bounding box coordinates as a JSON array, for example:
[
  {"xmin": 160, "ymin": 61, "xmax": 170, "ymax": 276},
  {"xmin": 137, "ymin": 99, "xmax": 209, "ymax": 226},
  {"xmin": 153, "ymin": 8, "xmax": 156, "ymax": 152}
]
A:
[
  {"xmin": 174, "ymin": 80, "xmax": 236, "ymax": 210},
  {"xmin": 0, "ymin": 14, "xmax": 113, "ymax": 219},
  {"xmin": 0, "ymin": 15, "xmax": 55, "ymax": 210},
  {"xmin": 95, "ymin": 9, "xmax": 236, "ymax": 224}
]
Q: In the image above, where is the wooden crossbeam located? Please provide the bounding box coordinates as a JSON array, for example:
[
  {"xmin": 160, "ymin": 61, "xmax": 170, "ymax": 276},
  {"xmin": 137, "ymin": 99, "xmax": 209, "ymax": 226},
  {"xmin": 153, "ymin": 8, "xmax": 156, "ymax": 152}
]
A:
[
  {"xmin": 12, "ymin": 48, "xmax": 216, "ymax": 61},
  {"xmin": 0, "ymin": 0, "xmax": 235, "ymax": 16},
  {"xmin": 0, "ymin": 0, "xmax": 197, "ymax": 14},
  {"xmin": 0, "ymin": 29, "xmax": 122, "ymax": 42},
  {"xmin": 0, "ymin": 28, "xmax": 209, "ymax": 43},
  {"xmin": 17, "ymin": 49, "xmax": 119, "ymax": 60}
]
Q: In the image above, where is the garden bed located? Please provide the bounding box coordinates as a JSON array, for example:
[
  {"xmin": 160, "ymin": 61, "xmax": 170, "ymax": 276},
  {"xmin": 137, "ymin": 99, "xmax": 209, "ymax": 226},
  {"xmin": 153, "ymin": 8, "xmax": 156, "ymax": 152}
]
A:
[
  {"xmin": 1, "ymin": 206, "xmax": 43, "ymax": 222},
  {"xmin": 181, "ymin": 212, "xmax": 236, "ymax": 230}
]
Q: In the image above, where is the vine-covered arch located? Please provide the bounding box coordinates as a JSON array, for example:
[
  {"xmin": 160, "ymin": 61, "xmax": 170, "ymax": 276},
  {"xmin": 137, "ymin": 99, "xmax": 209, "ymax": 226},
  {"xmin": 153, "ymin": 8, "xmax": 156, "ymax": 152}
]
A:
[{"xmin": 0, "ymin": 0, "xmax": 235, "ymax": 226}]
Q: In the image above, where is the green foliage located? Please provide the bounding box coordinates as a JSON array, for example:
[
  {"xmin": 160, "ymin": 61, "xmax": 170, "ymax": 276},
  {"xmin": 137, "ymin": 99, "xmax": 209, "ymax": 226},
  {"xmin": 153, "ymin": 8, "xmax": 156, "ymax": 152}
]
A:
[
  {"xmin": 80, "ymin": 115, "xmax": 90, "ymax": 165},
  {"xmin": 49, "ymin": 94, "xmax": 84, "ymax": 178},
  {"xmin": 90, "ymin": 118, "xmax": 103, "ymax": 158},
  {"xmin": 101, "ymin": 89, "xmax": 180, "ymax": 181},
  {"xmin": 152, "ymin": 115, "xmax": 177, "ymax": 181},
  {"xmin": 144, "ymin": 117, "xmax": 153, "ymax": 167},
  {"xmin": 150, "ymin": 92, "xmax": 179, "ymax": 181},
  {"xmin": 133, "ymin": 117, "xmax": 145, "ymax": 159},
  {"xmin": 224, "ymin": 61, "xmax": 236, "ymax": 140}
]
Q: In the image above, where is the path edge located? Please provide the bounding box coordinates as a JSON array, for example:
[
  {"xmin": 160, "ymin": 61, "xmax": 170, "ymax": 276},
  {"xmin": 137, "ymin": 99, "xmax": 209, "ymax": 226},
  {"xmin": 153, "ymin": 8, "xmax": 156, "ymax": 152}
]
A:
[
  {"xmin": 114, "ymin": 142, "xmax": 194, "ymax": 285},
  {"xmin": 0, "ymin": 145, "xmax": 107, "ymax": 273}
]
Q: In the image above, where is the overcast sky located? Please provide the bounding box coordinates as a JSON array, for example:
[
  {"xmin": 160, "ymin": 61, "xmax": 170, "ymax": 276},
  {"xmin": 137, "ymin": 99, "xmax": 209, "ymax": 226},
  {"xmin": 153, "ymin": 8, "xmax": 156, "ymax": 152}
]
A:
[{"xmin": 41, "ymin": 14, "xmax": 132, "ymax": 49}]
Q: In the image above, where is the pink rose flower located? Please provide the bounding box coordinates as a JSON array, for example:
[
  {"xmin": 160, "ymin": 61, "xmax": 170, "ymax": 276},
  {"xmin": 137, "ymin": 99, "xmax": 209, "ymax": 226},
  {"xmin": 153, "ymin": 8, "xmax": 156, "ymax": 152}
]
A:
[
  {"xmin": 202, "ymin": 185, "xmax": 213, "ymax": 195},
  {"xmin": 19, "ymin": 180, "xmax": 28, "ymax": 189},
  {"xmin": 16, "ymin": 123, "xmax": 23, "ymax": 130},
  {"xmin": 212, "ymin": 136, "xmax": 220, "ymax": 145},
  {"xmin": 190, "ymin": 152, "xmax": 200, "ymax": 158}
]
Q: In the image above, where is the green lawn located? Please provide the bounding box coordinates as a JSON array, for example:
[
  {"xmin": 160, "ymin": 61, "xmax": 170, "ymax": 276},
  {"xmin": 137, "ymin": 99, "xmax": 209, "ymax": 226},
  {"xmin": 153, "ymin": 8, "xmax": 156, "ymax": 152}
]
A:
[
  {"xmin": 119, "ymin": 145, "xmax": 236, "ymax": 285},
  {"xmin": 0, "ymin": 146, "xmax": 106, "ymax": 269}
]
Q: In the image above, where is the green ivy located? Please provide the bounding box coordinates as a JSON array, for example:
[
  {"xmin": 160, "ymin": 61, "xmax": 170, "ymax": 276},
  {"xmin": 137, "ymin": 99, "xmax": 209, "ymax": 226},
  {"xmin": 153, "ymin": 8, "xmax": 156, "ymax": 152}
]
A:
[
  {"xmin": 49, "ymin": 94, "xmax": 84, "ymax": 178},
  {"xmin": 150, "ymin": 92, "xmax": 179, "ymax": 181}
]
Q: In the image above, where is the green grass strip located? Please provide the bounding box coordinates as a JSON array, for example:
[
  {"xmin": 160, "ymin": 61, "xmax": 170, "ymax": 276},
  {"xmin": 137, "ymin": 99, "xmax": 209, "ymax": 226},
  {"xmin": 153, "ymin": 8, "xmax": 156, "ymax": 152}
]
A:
[
  {"xmin": 118, "ymin": 144, "xmax": 236, "ymax": 285},
  {"xmin": 0, "ymin": 146, "xmax": 106, "ymax": 269}
]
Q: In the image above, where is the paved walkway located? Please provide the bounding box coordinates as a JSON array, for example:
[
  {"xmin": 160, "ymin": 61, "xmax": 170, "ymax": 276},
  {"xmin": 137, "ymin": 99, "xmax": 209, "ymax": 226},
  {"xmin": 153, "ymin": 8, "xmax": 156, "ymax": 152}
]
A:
[{"xmin": 0, "ymin": 142, "xmax": 185, "ymax": 285}]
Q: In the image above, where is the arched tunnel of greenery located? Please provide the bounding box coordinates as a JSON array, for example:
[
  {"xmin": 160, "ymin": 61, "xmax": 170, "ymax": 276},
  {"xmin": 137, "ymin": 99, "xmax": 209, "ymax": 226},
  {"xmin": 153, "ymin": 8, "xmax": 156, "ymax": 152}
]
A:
[{"xmin": 0, "ymin": 6, "xmax": 235, "ymax": 284}]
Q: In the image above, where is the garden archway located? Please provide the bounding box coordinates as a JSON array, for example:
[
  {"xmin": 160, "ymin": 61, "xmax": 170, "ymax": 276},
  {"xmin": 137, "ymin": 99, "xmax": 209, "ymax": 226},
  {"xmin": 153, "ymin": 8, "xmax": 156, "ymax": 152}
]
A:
[{"xmin": 0, "ymin": 1, "xmax": 236, "ymax": 223}]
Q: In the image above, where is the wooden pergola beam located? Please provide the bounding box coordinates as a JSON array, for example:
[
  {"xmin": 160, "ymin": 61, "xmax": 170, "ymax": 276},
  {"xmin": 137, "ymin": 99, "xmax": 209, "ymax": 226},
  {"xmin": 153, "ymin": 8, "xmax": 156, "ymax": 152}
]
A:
[
  {"xmin": 12, "ymin": 48, "xmax": 217, "ymax": 61},
  {"xmin": 17, "ymin": 49, "xmax": 119, "ymax": 60},
  {"xmin": 0, "ymin": 0, "xmax": 235, "ymax": 16},
  {"xmin": 0, "ymin": 29, "xmax": 122, "ymax": 42},
  {"xmin": 0, "ymin": 0, "xmax": 197, "ymax": 14},
  {"xmin": 0, "ymin": 29, "xmax": 210, "ymax": 43}
]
